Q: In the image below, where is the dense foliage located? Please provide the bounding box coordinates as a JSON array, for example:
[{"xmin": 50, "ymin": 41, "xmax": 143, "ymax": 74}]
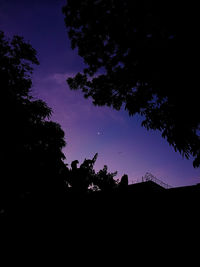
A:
[
  {"xmin": 63, "ymin": 0, "xmax": 200, "ymax": 167},
  {"xmin": 0, "ymin": 31, "xmax": 66, "ymax": 205}
]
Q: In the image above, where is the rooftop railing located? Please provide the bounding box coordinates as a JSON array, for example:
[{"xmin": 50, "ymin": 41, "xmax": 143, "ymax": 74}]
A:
[{"xmin": 130, "ymin": 172, "xmax": 172, "ymax": 189}]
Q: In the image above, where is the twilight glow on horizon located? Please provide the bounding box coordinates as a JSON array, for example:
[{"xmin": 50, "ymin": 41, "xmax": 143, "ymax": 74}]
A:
[{"xmin": 1, "ymin": 0, "xmax": 200, "ymax": 187}]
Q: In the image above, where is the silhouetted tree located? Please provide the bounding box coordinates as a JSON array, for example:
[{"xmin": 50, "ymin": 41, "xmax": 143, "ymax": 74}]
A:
[
  {"xmin": 0, "ymin": 31, "xmax": 66, "ymax": 207},
  {"xmin": 63, "ymin": 1, "xmax": 200, "ymax": 167},
  {"xmin": 65, "ymin": 153, "xmax": 120, "ymax": 192},
  {"xmin": 93, "ymin": 165, "xmax": 118, "ymax": 192},
  {"xmin": 66, "ymin": 154, "xmax": 97, "ymax": 193}
]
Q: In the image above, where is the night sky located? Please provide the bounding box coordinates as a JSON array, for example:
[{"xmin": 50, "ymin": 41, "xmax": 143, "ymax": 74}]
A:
[{"xmin": 1, "ymin": 0, "xmax": 200, "ymax": 187}]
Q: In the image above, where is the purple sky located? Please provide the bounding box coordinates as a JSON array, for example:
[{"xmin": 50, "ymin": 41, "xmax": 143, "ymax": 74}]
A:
[{"xmin": 1, "ymin": 0, "xmax": 200, "ymax": 187}]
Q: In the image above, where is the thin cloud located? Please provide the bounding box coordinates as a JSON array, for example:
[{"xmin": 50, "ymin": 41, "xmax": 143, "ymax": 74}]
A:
[{"xmin": 44, "ymin": 72, "xmax": 75, "ymax": 85}]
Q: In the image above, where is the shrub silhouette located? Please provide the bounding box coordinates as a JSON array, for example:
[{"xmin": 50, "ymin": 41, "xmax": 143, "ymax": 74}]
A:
[{"xmin": 119, "ymin": 174, "xmax": 129, "ymax": 189}]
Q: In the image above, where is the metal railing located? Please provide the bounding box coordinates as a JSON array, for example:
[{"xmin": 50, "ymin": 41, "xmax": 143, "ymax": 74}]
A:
[{"xmin": 130, "ymin": 172, "xmax": 172, "ymax": 189}]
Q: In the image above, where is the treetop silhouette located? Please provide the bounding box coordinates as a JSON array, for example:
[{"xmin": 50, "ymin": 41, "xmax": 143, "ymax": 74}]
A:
[
  {"xmin": 65, "ymin": 153, "xmax": 123, "ymax": 193},
  {"xmin": 0, "ymin": 31, "xmax": 66, "ymax": 206},
  {"xmin": 63, "ymin": 0, "xmax": 200, "ymax": 167}
]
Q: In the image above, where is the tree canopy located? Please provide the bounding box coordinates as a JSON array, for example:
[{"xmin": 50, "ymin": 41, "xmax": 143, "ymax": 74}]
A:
[
  {"xmin": 0, "ymin": 31, "xmax": 66, "ymax": 205},
  {"xmin": 63, "ymin": 0, "xmax": 200, "ymax": 167}
]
